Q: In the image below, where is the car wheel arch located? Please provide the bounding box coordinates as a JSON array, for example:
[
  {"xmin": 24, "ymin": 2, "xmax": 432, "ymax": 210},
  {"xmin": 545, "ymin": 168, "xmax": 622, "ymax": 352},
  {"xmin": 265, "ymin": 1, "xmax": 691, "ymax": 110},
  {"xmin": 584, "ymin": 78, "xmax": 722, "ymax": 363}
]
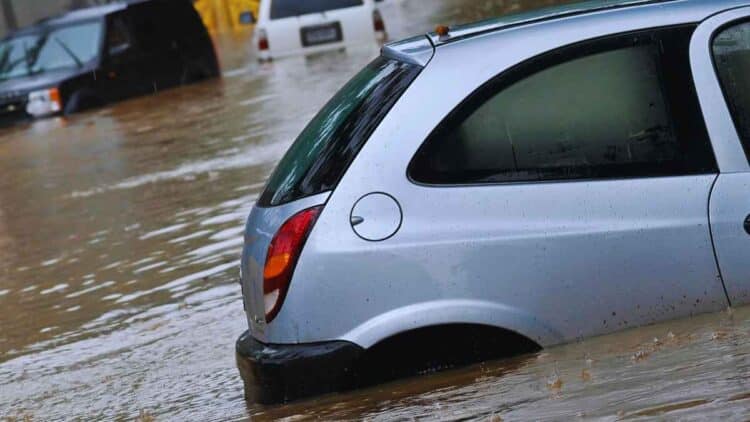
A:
[
  {"xmin": 341, "ymin": 299, "xmax": 564, "ymax": 350},
  {"xmin": 64, "ymin": 90, "xmax": 104, "ymax": 115}
]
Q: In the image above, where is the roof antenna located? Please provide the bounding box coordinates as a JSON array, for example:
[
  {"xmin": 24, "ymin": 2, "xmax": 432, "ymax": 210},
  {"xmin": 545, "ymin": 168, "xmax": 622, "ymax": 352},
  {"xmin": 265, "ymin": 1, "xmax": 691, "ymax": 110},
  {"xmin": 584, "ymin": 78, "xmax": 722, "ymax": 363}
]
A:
[{"xmin": 435, "ymin": 25, "xmax": 450, "ymax": 40}]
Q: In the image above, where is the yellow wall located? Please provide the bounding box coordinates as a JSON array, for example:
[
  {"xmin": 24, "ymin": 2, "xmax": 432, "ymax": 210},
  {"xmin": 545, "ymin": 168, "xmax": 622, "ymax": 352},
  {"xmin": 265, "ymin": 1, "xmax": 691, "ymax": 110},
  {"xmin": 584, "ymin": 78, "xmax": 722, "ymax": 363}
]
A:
[{"xmin": 194, "ymin": 0, "xmax": 259, "ymax": 33}]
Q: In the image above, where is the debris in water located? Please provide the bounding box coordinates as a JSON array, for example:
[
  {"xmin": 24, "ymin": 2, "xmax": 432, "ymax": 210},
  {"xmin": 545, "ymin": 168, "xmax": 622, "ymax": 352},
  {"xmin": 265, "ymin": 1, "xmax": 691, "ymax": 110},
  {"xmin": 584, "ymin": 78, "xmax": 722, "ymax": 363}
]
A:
[
  {"xmin": 136, "ymin": 410, "xmax": 156, "ymax": 422},
  {"xmin": 547, "ymin": 373, "xmax": 563, "ymax": 390},
  {"xmin": 4, "ymin": 412, "xmax": 33, "ymax": 422},
  {"xmin": 632, "ymin": 349, "xmax": 650, "ymax": 362},
  {"xmin": 712, "ymin": 330, "xmax": 729, "ymax": 341},
  {"xmin": 581, "ymin": 369, "xmax": 592, "ymax": 382},
  {"xmin": 488, "ymin": 415, "xmax": 504, "ymax": 422}
]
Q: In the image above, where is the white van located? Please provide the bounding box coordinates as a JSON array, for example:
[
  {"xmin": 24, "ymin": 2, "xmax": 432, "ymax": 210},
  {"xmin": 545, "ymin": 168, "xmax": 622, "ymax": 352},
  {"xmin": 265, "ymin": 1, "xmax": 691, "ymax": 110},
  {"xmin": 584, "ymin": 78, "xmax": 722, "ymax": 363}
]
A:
[{"xmin": 254, "ymin": 0, "xmax": 386, "ymax": 61}]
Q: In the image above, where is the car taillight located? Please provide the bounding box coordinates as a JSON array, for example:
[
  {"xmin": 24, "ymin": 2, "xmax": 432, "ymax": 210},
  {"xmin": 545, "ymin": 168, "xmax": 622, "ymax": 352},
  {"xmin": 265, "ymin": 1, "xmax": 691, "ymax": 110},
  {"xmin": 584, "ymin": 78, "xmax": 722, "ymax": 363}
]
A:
[
  {"xmin": 257, "ymin": 29, "xmax": 269, "ymax": 51},
  {"xmin": 373, "ymin": 9, "xmax": 385, "ymax": 33},
  {"xmin": 263, "ymin": 206, "xmax": 322, "ymax": 322}
]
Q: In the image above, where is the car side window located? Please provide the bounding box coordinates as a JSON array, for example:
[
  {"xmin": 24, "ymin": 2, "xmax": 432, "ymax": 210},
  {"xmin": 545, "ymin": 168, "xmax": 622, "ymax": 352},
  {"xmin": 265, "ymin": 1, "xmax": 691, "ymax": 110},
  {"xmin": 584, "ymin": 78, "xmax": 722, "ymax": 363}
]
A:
[
  {"xmin": 409, "ymin": 26, "xmax": 717, "ymax": 185},
  {"xmin": 107, "ymin": 16, "xmax": 132, "ymax": 58},
  {"xmin": 713, "ymin": 20, "xmax": 750, "ymax": 163},
  {"xmin": 129, "ymin": 8, "xmax": 169, "ymax": 53}
]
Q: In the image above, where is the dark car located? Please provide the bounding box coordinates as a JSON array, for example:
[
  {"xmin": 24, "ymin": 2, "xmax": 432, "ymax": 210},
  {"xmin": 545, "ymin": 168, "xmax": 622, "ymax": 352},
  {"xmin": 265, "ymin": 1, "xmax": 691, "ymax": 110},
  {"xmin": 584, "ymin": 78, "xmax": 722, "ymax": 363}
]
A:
[{"xmin": 0, "ymin": 0, "xmax": 219, "ymax": 125}]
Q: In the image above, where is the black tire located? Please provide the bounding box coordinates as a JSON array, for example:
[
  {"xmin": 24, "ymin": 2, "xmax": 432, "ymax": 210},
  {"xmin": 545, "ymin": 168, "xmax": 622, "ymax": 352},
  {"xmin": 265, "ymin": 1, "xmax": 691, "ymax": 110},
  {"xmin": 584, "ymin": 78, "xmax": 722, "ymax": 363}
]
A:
[{"xmin": 64, "ymin": 91, "xmax": 103, "ymax": 116}]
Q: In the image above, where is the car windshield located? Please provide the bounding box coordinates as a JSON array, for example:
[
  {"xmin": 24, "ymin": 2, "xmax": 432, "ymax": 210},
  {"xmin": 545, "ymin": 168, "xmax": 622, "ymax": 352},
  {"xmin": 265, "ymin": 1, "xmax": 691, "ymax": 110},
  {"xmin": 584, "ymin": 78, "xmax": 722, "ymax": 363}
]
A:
[
  {"xmin": 31, "ymin": 22, "xmax": 103, "ymax": 74},
  {"xmin": 259, "ymin": 56, "xmax": 422, "ymax": 207},
  {"xmin": 0, "ymin": 34, "xmax": 42, "ymax": 81},
  {"xmin": 0, "ymin": 21, "xmax": 102, "ymax": 81},
  {"xmin": 270, "ymin": 0, "xmax": 364, "ymax": 20}
]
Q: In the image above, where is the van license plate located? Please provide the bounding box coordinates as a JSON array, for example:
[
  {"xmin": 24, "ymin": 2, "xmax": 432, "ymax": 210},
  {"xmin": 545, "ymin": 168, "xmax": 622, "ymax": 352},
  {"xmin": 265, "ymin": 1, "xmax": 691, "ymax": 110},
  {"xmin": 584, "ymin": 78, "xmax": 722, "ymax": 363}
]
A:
[{"xmin": 301, "ymin": 22, "xmax": 343, "ymax": 47}]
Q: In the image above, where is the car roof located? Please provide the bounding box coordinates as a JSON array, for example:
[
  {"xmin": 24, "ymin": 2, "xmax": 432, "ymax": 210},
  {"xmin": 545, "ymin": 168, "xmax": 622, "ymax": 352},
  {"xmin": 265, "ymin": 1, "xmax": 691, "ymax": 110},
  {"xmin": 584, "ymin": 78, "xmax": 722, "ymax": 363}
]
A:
[
  {"xmin": 42, "ymin": 4, "xmax": 127, "ymax": 25},
  {"xmin": 427, "ymin": 0, "xmax": 749, "ymax": 45},
  {"xmin": 2, "ymin": 0, "xmax": 164, "ymax": 39},
  {"xmin": 384, "ymin": 0, "xmax": 748, "ymax": 66}
]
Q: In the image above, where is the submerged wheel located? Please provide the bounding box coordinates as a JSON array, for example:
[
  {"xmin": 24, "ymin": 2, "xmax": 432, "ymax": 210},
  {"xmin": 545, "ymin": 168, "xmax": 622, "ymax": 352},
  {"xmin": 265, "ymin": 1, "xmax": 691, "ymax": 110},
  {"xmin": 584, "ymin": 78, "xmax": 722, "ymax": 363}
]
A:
[{"xmin": 64, "ymin": 91, "xmax": 103, "ymax": 115}]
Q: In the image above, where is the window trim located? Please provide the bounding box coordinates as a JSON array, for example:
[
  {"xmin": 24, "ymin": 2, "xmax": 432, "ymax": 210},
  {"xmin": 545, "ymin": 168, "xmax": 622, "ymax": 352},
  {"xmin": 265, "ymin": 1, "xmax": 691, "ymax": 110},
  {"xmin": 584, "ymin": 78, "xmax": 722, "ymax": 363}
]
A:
[
  {"xmin": 408, "ymin": 25, "xmax": 719, "ymax": 187},
  {"xmin": 710, "ymin": 17, "xmax": 750, "ymax": 166}
]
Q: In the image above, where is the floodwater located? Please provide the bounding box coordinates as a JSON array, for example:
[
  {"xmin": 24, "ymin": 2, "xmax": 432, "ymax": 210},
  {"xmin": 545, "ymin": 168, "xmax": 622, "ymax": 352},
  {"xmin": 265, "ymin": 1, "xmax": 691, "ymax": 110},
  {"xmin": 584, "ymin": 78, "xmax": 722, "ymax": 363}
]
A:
[{"xmin": 2, "ymin": 0, "xmax": 749, "ymax": 420}]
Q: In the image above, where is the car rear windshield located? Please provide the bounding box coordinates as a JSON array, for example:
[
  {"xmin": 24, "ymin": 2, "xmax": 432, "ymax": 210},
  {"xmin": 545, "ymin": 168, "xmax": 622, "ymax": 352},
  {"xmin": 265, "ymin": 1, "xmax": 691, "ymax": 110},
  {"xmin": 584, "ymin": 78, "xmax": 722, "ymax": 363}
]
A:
[
  {"xmin": 270, "ymin": 0, "xmax": 364, "ymax": 20},
  {"xmin": 258, "ymin": 56, "xmax": 421, "ymax": 207}
]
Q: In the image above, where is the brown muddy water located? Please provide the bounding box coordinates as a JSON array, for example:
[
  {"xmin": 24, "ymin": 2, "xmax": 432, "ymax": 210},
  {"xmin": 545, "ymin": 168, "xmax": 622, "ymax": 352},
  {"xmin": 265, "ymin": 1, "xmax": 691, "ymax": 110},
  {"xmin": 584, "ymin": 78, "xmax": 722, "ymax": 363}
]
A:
[{"xmin": 2, "ymin": 0, "xmax": 750, "ymax": 420}]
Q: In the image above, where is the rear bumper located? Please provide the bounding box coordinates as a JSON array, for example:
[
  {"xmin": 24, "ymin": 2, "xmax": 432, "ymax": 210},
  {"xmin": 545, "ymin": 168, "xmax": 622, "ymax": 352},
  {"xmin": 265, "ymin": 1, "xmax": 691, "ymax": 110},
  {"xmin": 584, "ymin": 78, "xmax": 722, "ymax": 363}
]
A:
[{"xmin": 235, "ymin": 330, "xmax": 363, "ymax": 404}]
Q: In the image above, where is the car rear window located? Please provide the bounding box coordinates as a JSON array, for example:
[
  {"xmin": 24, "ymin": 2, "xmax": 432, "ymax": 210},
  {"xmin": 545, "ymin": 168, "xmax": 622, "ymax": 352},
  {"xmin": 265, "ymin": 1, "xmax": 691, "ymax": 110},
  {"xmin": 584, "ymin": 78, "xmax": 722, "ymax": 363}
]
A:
[
  {"xmin": 258, "ymin": 56, "xmax": 421, "ymax": 207},
  {"xmin": 270, "ymin": 0, "xmax": 364, "ymax": 20}
]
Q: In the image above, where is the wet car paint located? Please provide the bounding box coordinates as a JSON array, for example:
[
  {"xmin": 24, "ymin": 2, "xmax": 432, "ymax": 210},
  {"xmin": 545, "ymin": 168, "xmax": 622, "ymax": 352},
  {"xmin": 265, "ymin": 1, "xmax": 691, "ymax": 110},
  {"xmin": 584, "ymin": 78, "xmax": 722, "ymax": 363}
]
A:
[{"xmin": 3, "ymin": 0, "xmax": 750, "ymax": 420}]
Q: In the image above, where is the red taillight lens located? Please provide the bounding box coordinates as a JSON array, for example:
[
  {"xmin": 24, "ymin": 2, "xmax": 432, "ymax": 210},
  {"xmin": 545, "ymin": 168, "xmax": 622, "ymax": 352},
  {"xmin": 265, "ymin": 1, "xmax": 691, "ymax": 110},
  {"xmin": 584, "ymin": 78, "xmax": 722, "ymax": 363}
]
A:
[
  {"xmin": 373, "ymin": 10, "xmax": 385, "ymax": 32},
  {"xmin": 263, "ymin": 206, "xmax": 322, "ymax": 322},
  {"xmin": 257, "ymin": 29, "xmax": 269, "ymax": 51}
]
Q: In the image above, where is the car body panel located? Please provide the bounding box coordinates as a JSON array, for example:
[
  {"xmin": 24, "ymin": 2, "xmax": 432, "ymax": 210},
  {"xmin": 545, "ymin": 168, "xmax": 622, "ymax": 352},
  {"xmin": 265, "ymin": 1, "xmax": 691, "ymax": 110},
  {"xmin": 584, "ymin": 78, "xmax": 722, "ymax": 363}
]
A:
[
  {"xmin": 279, "ymin": 174, "xmax": 726, "ymax": 348},
  {"xmin": 699, "ymin": 7, "xmax": 750, "ymax": 306},
  {"xmin": 241, "ymin": 192, "xmax": 330, "ymax": 342},
  {"xmin": 243, "ymin": 0, "xmax": 749, "ymax": 350},
  {"xmin": 690, "ymin": 6, "xmax": 750, "ymax": 174},
  {"xmin": 710, "ymin": 174, "xmax": 750, "ymax": 305},
  {"xmin": 256, "ymin": 0, "xmax": 380, "ymax": 59}
]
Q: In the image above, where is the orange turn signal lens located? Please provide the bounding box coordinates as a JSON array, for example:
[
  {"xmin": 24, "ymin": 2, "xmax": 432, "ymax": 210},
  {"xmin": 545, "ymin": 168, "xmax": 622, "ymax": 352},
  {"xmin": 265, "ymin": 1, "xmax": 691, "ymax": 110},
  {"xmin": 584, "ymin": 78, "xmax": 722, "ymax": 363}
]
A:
[
  {"xmin": 263, "ymin": 253, "xmax": 291, "ymax": 279},
  {"xmin": 48, "ymin": 87, "xmax": 61, "ymax": 105}
]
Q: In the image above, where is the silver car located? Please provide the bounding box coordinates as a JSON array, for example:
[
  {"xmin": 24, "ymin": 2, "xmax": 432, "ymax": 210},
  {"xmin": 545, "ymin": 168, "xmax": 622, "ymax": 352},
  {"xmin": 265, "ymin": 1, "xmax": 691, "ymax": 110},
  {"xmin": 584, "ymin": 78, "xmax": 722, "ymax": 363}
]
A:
[{"xmin": 237, "ymin": 0, "xmax": 750, "ymax": 403}]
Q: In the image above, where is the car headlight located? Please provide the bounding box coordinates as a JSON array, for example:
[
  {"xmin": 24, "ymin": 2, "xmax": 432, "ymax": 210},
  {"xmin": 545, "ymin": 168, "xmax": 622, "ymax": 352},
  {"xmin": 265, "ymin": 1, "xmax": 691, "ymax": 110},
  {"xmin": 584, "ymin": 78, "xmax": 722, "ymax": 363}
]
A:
[{"xmin": 26, "ymin": 88, "xmax": 62, "ymax": 117}]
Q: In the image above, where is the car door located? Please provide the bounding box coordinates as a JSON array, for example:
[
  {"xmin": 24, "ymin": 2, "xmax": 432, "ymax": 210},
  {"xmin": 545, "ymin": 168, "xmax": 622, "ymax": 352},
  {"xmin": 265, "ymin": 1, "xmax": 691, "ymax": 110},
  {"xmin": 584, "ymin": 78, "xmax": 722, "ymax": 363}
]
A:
[
  {"xmin": 399, "ymin": 26, "xmax": 729, "ymax": 343},
  {"xmin": 694, "ymin": 7, "xmax": 750, "ymax": 305},
  {"xmin": 100, "ymin": 13, "xmax": 150, "ymax": 100},
  {"xmin": 128, "ymin": 4, "xmax": 184, "ymax": 92}
]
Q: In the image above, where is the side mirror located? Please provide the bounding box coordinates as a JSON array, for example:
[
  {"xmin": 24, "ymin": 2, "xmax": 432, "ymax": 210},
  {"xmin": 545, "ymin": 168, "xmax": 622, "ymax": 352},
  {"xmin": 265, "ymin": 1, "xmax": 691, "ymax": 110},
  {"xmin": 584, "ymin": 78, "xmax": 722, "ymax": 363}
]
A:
[
  {"xmin": 239, "ymin": 11, "xmax": 256, "ymax": 25},
  {"xmin": 108, "ymin": 43, "xmax": 131, "ymax": 58}
]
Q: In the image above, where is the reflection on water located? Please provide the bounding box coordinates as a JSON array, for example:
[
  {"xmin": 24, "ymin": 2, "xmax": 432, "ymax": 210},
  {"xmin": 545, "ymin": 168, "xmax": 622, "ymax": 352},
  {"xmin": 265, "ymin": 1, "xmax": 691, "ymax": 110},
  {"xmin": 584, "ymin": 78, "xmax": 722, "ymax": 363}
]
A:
[{"xmin": 2, "ymin": 0, "xmax": 746, "ymax": 420}]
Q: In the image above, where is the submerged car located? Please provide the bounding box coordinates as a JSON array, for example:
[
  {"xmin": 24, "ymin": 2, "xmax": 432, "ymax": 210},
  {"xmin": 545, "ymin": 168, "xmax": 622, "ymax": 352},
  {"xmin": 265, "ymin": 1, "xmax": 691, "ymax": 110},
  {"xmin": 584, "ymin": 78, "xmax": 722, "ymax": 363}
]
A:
[
  {"xmin": 0, "ymin": 0, "xmax": 219, "ymax": 125},
  {"xmin": 254, "ymin": 0, "xmax": 386, "ymax": 61},
  {"xmin": 237, "ymin": 0, "xmax": 750, "ymax": 403}
]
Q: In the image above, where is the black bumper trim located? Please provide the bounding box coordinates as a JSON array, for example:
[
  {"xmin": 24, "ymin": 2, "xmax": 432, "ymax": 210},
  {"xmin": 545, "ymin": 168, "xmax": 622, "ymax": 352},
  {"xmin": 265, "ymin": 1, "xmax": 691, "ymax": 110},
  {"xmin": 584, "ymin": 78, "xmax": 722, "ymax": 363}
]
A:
[{"xmin": 236, "ymin": 331, "xmax": 364, "ymax": 404}]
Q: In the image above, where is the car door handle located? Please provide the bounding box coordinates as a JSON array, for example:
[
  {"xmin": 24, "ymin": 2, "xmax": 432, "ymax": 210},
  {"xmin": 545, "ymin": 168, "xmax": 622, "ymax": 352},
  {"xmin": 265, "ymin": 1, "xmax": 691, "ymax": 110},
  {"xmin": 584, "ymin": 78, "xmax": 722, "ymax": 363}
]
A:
[{"xmin": 745, "ymin": 215, "xmax": 750, "ymax": 235}]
